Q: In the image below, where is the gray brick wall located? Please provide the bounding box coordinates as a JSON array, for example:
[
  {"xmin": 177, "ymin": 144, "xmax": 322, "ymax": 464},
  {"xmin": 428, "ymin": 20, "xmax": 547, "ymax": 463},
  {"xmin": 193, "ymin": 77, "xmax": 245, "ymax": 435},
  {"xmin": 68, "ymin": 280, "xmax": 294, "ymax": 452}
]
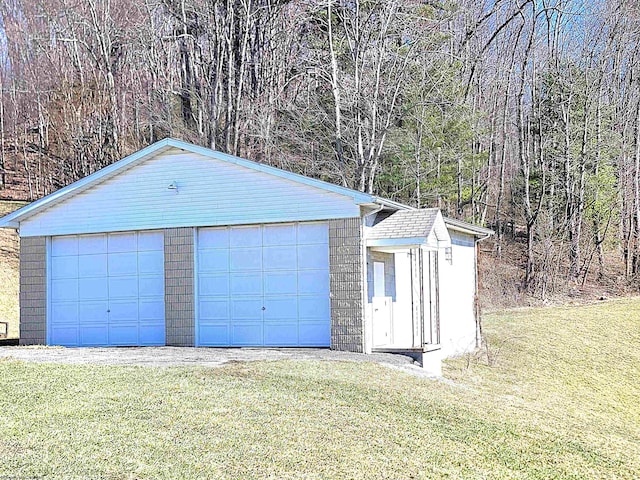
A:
[
  {"xmin": 164, "ymin": 228, "xmax": 195, "ymax": 346},
  {"xmin": 329, "ymin": 218, "xmax": 364, "ymax": 352},
  {"xmin": 19, "ymin": 237, "xmax": 46, "ymax": 345}
]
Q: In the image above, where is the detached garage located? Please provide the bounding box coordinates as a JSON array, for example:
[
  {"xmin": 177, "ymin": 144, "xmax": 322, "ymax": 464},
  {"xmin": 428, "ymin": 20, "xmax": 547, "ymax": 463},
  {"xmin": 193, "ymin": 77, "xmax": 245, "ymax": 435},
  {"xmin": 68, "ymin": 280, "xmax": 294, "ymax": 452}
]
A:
[{"xmin": 0, "ymin": 138, "xmax": 491, "ymax": 373}]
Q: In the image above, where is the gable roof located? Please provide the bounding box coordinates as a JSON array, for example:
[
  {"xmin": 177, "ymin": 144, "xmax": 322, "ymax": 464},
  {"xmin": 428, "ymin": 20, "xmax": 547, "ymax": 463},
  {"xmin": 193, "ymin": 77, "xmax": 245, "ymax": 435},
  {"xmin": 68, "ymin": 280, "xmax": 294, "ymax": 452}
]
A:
[
  {"xmin": 0, "ymin": 138, "xmax": 494, "ymax": 240},
  {"xmin": 0, "ymin": 138, "xmax": 408, "ymax": 228},
  {"xmin": 367, "ymin": 208, "xmax": 451, "ymax": 248},
  {"xmin": 369, "ymin": 208, "xmax": 440, "ymax": 239}
]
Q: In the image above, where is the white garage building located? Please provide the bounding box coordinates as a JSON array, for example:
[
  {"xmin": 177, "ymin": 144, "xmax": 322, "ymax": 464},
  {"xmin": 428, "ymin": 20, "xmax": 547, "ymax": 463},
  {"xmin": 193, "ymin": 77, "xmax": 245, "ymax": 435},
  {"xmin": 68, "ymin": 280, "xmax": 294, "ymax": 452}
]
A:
[{"xmin": 0, "ymin": 139, "xmax": 491, "ymax": 374}]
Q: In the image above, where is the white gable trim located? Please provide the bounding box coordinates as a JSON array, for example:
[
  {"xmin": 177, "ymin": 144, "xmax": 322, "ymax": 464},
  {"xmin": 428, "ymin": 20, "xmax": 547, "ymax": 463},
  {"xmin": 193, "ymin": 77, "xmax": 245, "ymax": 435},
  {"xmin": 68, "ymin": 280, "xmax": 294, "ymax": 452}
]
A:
[
  {"xmin": 432, "ymin": 210, "xmax": 452, "ymax": 246},
  {"xmin": 0, "ymin": 138, "xmax": 382, "ymax": 228}
]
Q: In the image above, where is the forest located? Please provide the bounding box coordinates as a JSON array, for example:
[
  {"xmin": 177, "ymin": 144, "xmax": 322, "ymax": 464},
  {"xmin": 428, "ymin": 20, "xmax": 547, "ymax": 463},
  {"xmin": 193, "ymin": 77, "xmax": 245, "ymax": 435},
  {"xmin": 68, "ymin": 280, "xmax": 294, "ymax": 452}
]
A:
[{"xmin": 0, "ymin": 0, "xmax": 638, "ymax": 301}]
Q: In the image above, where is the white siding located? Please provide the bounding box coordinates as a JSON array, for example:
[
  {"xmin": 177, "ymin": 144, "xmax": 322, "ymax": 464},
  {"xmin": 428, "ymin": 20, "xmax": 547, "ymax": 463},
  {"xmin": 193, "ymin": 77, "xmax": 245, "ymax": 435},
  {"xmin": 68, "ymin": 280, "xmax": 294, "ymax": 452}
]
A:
[
  {"xmin": 20, "ymin": 148, "xmax": 361, "ymax": 236},
  {"xmin": 438, "ymin": 232, "xmax": 477, "ymax": 357}
]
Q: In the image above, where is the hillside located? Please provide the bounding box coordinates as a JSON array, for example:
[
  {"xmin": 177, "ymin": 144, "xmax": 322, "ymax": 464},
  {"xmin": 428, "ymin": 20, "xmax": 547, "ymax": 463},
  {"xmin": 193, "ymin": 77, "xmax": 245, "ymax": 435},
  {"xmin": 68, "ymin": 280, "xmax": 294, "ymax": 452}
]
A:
[
  {"xmin": 478, "ymin": 238, "xmax": 633, "ymax": 311},
  {"xmin": 0, "ymin": 200, "xmax": 23, "ymax": 338},
  {"xmin": 0, "ymin": 161, "xmax": 33, "ymax": 201},
  {"xmin": 0, "ymin": 1, "xmax": 638, "ymax": 301}
]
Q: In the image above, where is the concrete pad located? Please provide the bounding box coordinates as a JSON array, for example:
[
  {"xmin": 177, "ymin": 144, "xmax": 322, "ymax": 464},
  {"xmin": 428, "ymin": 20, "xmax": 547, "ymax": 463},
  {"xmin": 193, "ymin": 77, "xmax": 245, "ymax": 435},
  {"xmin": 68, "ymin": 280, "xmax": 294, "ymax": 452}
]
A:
[{"xmin": 0, "ymin": 346, "xmax": 436, "ymax": 377}]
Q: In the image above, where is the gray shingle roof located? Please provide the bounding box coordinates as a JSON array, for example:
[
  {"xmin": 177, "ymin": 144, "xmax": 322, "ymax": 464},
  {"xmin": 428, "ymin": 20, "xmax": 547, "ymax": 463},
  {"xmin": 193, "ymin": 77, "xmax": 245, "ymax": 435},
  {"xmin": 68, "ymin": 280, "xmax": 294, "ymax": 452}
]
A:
[{"xmin": 369, "ymin": 208, "xmax": 441, "ymax": 239}]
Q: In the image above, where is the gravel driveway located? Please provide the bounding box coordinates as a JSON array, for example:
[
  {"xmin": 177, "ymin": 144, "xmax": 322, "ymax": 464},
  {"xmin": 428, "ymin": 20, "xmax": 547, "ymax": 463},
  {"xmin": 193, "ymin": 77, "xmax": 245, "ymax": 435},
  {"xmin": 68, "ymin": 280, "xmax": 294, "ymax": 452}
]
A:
[{"xmin": 0, "ymin": 346, "xmax": 433, "ymax": 376}]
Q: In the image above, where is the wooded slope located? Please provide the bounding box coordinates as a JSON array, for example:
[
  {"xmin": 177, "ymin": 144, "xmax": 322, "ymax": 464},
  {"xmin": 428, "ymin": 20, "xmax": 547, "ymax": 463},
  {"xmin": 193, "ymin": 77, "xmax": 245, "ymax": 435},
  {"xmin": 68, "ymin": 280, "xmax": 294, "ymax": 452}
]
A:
[{"xmin": 0, "ymin": 0, "xmax": 638, "ymax": 299}]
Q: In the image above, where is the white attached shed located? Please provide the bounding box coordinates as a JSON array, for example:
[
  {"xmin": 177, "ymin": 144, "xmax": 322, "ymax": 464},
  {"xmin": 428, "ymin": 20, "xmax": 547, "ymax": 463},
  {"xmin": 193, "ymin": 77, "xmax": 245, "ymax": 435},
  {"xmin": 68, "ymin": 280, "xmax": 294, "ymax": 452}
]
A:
[{"xmin": 0, "ymin": 138, "xmax": 491, "ymax": 374}]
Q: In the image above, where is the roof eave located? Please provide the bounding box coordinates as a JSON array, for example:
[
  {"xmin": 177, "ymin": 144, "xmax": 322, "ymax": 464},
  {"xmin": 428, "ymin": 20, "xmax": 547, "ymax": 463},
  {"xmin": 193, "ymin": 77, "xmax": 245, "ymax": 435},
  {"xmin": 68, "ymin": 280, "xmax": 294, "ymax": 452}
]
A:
[
  {"xmin": 371, "ymin": 196, "xmax": 415, "ymax": 211},
  {"xmin": 367, "ymin": 237, "xmax": 427, "ymax": 247},
  {"xmin": 444, "ymin": 218, "xmax": 494, "ymax": 238},
  {"xmin": 0, "ymin": 219, "xmax": 19, "ymax": 229}
]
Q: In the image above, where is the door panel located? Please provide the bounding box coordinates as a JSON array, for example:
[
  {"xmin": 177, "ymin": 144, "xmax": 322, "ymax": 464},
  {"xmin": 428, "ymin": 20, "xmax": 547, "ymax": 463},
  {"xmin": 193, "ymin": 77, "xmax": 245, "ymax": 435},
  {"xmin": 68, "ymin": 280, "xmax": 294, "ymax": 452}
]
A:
[
  {"xmin": 50, "ymin": 326, "xmax": 77, "ymax": 345},
  {"xmin": 80, "ymin": 325, "xmax": 109, "ymax": 346},
  {"xmin": 138, "ymin": 298, "xmax": 165, "ymax": 321},
  {"xmin": 109, "ymin": 276, "xmax": 138, "ymax": 298},
  {"xmin": 298, "ymin": 321, "xmax": 331, "ymax": 346},
  {"xmin": 297, "ymin": 245, "xmax": 329, "ymax": 269},
  {"xmin": 52, "ymin": 236, "xmax": 78, "ymax": 256},
  {"xmin": 230, "ymin": 248, "xmax": 262, "ymax": 271},
  {"xmin": 199, "ymin": 325, "xmax": 229, "ymax": 345},
  {"xmin": 139, "ymin": 275, "xmax": 164, "ymax": 297},
  {"xmin": 78, "ymin": 235, "xmax": 107, "ymax": 254},
  {"xmin": 199, "ymin": 249, "xmax": 229, "ymax": 273},
  {"xmin": 264, "ymin": 297, "xmax": 297, "ymax": 320},
  {"xmin": 264, "ymin": 323, "xmax": 298, "ymax": 346},
  {"xmin": 263, "ymin": 246, "xmax": 297, "ymax": 270},
  {"xmin": 199, "ymin": 227, "xmax": 229, "ymax": 248},
  {"xmin": 52, "ymin": 302, "xmax": 79, "ymax": 324},
  {"xmin": 200, "ymin": 299, "xmax": 229, "ymax": 320},
  {"xmin": 263, "ymin": 224, "xmax": 296, "ymax": 246},
  {"xmin": 79, "ymin": 277, "xmax": 108, "ymax": 300},
  {"xmin": 52, "ymin": 257, "xmax": 78, "ymax": 279},
  {"xmin": 263, "ymin": 271, "xmax": 297, "ymax": 295},
  {"xmin": 298, "ymin": 270, "xmax": 330, "ymax": 294},
  {"xmin": 230, "ymin": 272, "xmax": 262, "ymax": 295},
  {"xmin": 78, "ymin": 301, "xmax": 108, "ymax": 324},
  {"xmin": 297, "ymin": 223, "xmax": 329, "ymax": 244},
  {"xmin": 109, "ymin": 299, "xmax": 139, "ymax": 321},
  {"xmin": 138, "ymin": 231, "xmax": 164, "ymax": 251},
  {"xmin": 78, "ymin": 254, "xmax": 107, "ymax": 277},
  {"xmin": 139, "ymin": 324, "xmax": 166, "ymax": 345},
  {"xmin": 232, "ymin": 324, "xmax": 264, "ymax": 345},
  {"xmin": 108, "ymin": 233, "xmax": 136, "ymax": 253},
  {"xmin": 51, "ymin": 279, "xmax": 78, "ymax": 301},
  {"xmin": 108, "ymin": 252, "xmax": 137, "ymax": 276},
  {"xmin": 138, "ymin": 251, "xmax": 164, "ymax": 274},
  {"xmin": 109, "ymin": 325, "xmax": 138, "ymax": 345},
  {"xmin": 230, "ymin": 226, "xmax": 261, "ymax": 247},
  {"xmin": 298, "ymin": 296, "xmax": 330, "ymax": 320},
  {"xmin": 231, "ymin": 298, "xmax": 263, "ymax": 320},
  {"xmin": 199, "ymin": 274, "xmax": 229, "ymax": 296}
]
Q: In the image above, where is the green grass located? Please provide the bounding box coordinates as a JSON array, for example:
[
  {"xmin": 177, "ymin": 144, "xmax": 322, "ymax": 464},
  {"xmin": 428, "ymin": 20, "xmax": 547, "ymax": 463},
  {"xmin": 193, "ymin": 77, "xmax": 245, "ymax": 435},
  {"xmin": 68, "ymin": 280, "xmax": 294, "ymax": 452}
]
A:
[
  {"xmin": 1, "ymin": 299, "xmax": 639, "ymax": 479},
  {"xmin": 0, "ymin": 200, "xmax": 24, "ymax": 338}
]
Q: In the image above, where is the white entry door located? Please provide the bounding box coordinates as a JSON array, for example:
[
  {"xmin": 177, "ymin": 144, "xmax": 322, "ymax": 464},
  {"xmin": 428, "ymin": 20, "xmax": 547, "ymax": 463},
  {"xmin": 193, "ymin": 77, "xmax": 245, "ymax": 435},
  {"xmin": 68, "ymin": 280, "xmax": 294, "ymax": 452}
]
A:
[
  {"xmin": 197, "ymin": 222, "xmax": 330, "ymax": 347},
  {"xmin": 372, "ymin": 297, "xmax": 393, "ymax": 347},
  {"xmin": 49, "ymin": 231, "xmax": 165, "ymax": 346}
]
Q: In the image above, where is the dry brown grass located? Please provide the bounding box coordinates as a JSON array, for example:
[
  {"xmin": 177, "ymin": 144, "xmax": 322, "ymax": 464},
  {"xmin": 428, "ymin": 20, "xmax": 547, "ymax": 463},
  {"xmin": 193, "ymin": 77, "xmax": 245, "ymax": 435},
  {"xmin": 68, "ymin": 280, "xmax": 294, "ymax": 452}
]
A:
[
  {"xmin": 479, "ymin": 237, "xmax": 636, "ymax": 311},
  {"xmin": 0, "ymin": 200, "xmax": 25, "ymax": 338}
]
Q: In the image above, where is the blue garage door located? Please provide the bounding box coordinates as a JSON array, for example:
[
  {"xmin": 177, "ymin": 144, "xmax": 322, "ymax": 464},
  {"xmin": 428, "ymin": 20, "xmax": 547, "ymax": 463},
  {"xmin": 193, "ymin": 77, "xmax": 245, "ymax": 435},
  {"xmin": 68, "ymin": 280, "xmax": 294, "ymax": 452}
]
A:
[
  {"xmin": 49, "ymin": 231, "xmax": 165, "ymax": 346},
  {"xmin": 197, "ymin": 222, "xmax": 330, "ymax": 346}
]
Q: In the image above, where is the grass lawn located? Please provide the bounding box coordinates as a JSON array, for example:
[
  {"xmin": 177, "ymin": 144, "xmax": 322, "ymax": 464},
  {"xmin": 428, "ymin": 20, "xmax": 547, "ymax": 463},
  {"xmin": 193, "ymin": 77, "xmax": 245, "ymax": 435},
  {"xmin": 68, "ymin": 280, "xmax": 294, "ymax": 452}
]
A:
[
  {"xmin": 0, "ymin": 200, "xmax": 24, "ymax": 339},
  {"xmin": 1, "ymin": 300, "xmax": 639, "ymax": 478}
]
